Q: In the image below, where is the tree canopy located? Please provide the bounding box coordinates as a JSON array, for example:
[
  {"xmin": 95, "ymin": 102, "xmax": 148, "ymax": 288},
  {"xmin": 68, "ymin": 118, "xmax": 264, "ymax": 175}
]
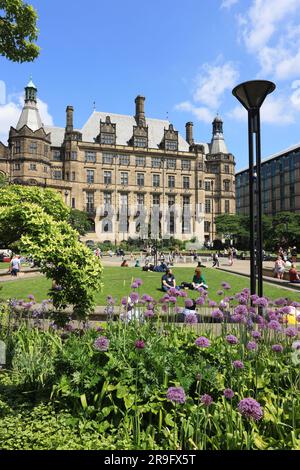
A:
[
  {"xmin": 0, "ymin": 186, "xmax": 102, "ymax": 319},
  {"xmin": 68, "ymin": 209, "xmax": 93, "ymax": 236},
  {"xmin": 215, "ymin": 212, "xmax": 300, "ymax": 251},
  {"xmin": 0, "ymin": 0, "xmax": 40, "ymax": 62}
]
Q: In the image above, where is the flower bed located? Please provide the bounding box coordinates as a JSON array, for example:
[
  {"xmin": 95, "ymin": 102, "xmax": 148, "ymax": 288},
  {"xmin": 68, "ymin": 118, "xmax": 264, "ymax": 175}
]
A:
[{"xmin": 0, "ymin": 281, "xmax": 299, "ymax": 450}]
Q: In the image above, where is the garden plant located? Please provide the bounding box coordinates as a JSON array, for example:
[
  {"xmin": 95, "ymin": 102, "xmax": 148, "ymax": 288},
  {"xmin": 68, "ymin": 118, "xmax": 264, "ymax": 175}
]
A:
[{"xmin": 0, "ymin": 280, "xmax": 299, "ymax": 450}]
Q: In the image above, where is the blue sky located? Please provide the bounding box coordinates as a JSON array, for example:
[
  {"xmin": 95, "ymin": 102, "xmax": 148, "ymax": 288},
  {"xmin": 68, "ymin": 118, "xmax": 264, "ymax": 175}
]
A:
[{"xmin": 1, "ymin": 0, "xmax": 300, "ymax": 170}]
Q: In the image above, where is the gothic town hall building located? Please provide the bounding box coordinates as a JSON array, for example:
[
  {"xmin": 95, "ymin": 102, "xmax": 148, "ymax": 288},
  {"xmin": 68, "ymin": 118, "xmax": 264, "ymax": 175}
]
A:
[{"xmin": 0, "ymin": 80, "xmax": 235, "ymax": 244}]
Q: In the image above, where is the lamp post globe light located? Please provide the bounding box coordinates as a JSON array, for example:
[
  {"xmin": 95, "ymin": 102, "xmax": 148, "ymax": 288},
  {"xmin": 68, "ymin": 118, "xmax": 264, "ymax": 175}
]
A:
[{"xmin": 232, "ymin": 80, "xmax": 276, "ymax": 297}]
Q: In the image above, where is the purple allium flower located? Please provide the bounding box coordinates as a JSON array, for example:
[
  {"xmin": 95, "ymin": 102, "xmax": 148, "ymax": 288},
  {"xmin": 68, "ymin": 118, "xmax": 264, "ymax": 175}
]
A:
[
  {"xmin": 275, "ymin": 298, "xmax": 287, "ymax": 306},
  {"xmin": 178, "ymin": 290, "xmax": 187, "ymax": 297},
  {"xmin": 272, "ymin": 344, "xmax": 283, "ymax": 353},
  {"xmin": 291, "ymin": 301, "xmax": 300, "ymax": 308},
  {"xmin": 224, "ymin": 388, "xmax": 234, "ymax": 400},
  {"xmin": 134, "ymin": 278, "xmax": 143, "ymax": 287},
  {"xmin": 211, "ymin": 309, "xmax": 224, "ymax": 320},
  {"xmin": 235, "ymin": 294, "xmax": 248, "ymax": 305},
  {"xmin": 247, "ymin": 341, "xmax": 258, "ymax": 351},
  {"xmin": 268, "ymin": 320, "xmax": 282, "ymax": 331},
  {"xmin": 28, "ymin": 294, "xmax": 35, "ymax": 300},
  {"xmin": 208, "ymin": 300, "xmax": 218, "ymax": 307},
  {"xmin": 131, "ymin": 282, "xmax": 138, "ymax": 289},
  {"xmin": 106, "ymin": 295, "xmax": 115, "ymax": 305},
  {"xmin": 217, "ymin": 290, "xmax": 224, "ymax": 296},
  {"xmin": 195, "ymin": 296, "xmax": 205, "ymax": 305},
  {"xmin": 226, "ymin": 334, "xmax": 239, "ymax": 345},
  {"xmin": 231, "ymin": 313, "xmax": 246, "ymax": 324},
  {"xmin": 195, "ymin": 336, "xmax": 210, "ymax": 348},
  {"xmin": 144, "ymin": 309, "xmax": 154, "ymax": 318},
  {"xmin": 94, "ymin": 336, "xmax": 110, "ymax": 351},
  {"xmin": 285, "ymin": 327, "xmax": 298, "ymax": 338},
  {"xmin": 242, "ymin": 288, "xmax": 250, "ymax": 295},
  {"xmin": 282, "ymin": 306, "xmax": 294, "ymax": 315},
  {"xmin": 222, "ymin": 282, "xmax": 231, "ymax": 290},
  {"xmin": 252, "ymin": 330, "xmax": 262, "ymax": 339},
  {"xmin": 167, "ymin": 387, "xmax": 186, "ymax": 404},
  {"xmin": 232, "ymin": 360, "xmax": 244, "ymax": 369},
  {"xmin": 234, "ymin": 305, "xmax": 248, "ymax": 316},
  {"xmin": 130, "ymin": 292, "xmax": 139, "ymax": 303},
  {"xmin": 185, "ymin": 313, "xmax": 198, "ymax": 324},
  {"xmin": 292, "ymin": 340, "xmax": 300, "ymax": 350},
  {"xmin": 250, "ymin": 294, "xmax": 259, "ymax": 302},
  {"xmin": 169, "ymin": 296, "xmax": 177, "ymax": 304},
  {"xmin": 253, "ymin": 297, "xmax": 269, "ymax": 308},
  {"xmin": 238, "ymin": 398, "xmax": 263, "ymax": 421},
  {"xmin": 168, "ymin": 287, "xmax": 179, "ymax": 296},
  {"xmin": 160, "ymin": 295, "xmax": 170, "ymax": 303},
  {"xmin": 185, "ymin": 298, "xmax": 194, "ymax": 308},
  {"xmin": 161, "ymin": 304, "xmax": 168, "ymax": 312},
  {"xmin": 219, "ymin": 300, "xmax": 228, "ymax": 308},
  {"xmin": 201, "ymin": 394, "xmax": 213, "ymax": 406},
  {"xmin": 121, "ymin": 296, "xmax": 128, "ymax": 306},
  {"xmin": 96, "ymin": 326, "xmax": 104, "ymax": 332},
  {"xmin": 135, "ymin": 339, "xmax": 145, "ymax": 349}
]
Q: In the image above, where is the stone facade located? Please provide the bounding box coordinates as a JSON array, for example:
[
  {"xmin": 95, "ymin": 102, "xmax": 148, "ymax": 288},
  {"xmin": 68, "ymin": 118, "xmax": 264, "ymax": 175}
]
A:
[{"xmin": 0, "ymin": 81, "xmax": 236, "ymax": 244}]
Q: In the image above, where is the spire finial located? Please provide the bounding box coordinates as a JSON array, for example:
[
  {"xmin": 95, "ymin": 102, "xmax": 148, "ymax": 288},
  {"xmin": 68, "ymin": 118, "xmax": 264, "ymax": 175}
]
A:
[{"xmin": 93, "ymin": 101, "xmax": 96, "ymax": 112}]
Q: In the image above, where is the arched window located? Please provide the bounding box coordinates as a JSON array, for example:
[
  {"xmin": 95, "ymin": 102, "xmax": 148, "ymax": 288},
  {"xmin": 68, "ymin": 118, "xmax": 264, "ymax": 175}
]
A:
[{"xmin": 102, "ymin": 220, "xmax": 112, "ymax": 233}]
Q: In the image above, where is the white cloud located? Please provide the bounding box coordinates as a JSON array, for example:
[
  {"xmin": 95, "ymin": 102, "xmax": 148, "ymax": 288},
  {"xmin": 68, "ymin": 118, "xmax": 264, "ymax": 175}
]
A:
[
  {"xmin": 175, "ymin": 101, "xmax": 214, "ymax": 123},
  {"xmin": 193, "ymin": 60, "xmax": 239, "ymax": 109},
  {"xmin": 0, "ymin": 101, "xmax": 22, "ymax": 143},
  {"xmin": 261, "ymin": 95, "xmax": 295, "ymax": 123},
  {"xmin": 0, "ymin": 87, "xmax": 53, "ymax": 144},
  {"xmin": 228, "ymin": 94, "xmax": 295, "ymax": 125},
  {"xmin": 175, "ymin": 59, "xmax": 239, "ymax": 124},
  {"xmin": 239, "ymin": 0, "xmax": 300, "ymax": 80},
  {"xmin": 290, "ymin": 80, "xmax": 300, "ymax": 108},
  {"xmin": 227, "ymin": 106, "xmax": 247, "ymax": 122},
  {"xmin": 221, "ymin": 0, "xmax": 239, "ymax": 9}
]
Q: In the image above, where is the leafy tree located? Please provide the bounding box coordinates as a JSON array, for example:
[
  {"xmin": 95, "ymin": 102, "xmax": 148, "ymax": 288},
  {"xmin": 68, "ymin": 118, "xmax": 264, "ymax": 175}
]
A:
[
  {"xmin": 0, "ymin": 186, "xmax": 102, "ymax": 319},
  {"xmin": 0, "ymin": 185, "xmax": 69, "ymax": 225},
  {"xmin": 0, "ymin": 172, "xmax": 8, "ymax": 187},
  {"xmin": 215, "ymin": 214, "xmax": 249, "ymax": 241},
  {"xmin": 0, "ymin": 0, "xmax": 40, "ymax": 62},
  {"xmin": 270, "ymin": 212, "xmax": 300, "ymax": 249},
  {"xmin": 68, "ymin": 209, "xmax": 93, "ymax": 236}
]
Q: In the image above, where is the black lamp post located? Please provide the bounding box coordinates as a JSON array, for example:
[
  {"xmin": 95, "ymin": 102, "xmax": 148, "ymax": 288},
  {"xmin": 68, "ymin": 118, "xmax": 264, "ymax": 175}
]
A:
[{"xmin": 232, "ymin": 80, "xmax": 276, "ymax": 297}]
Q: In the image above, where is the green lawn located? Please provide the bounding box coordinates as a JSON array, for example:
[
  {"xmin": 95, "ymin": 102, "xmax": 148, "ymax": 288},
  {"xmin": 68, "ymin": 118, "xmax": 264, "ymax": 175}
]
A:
[
  {"xmin": 0, "ymin": 266, "xmax": 299, "ymax": 304},
  {"xmin": 0, "ymin": 262, "xmax": 9, "ymax": 269}
]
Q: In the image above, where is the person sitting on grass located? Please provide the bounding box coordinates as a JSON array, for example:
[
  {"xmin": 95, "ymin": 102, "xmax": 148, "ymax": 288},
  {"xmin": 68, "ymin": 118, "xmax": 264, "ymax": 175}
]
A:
[
  {"xmin": 121, "ymin": 259, "xmax": 129, "ymax": 267},
  {"xmin": 161, "ymin": 269, "xmax": 178, "ymax": 292},
  {"xmin": 192, "ymin": 268, "xmax": 208, "ymax": 290},
  {"xmin": 289, "ymin": 263, "xmax": 300, "ymax": 283}
]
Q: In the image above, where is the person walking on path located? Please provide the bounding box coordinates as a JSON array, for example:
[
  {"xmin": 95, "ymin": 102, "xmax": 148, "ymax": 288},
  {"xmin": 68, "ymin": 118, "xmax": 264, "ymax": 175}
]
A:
[
  {"xmin": 228, "ymin": 248, "xmax": 233, "ymax": 266},
  {"xmin": 10, "ymin": 254, "xmax": 21, "ymax": 276},
  {"xmin": 212, "ymin": 252, "xmax": 219, "ymax": 268}
]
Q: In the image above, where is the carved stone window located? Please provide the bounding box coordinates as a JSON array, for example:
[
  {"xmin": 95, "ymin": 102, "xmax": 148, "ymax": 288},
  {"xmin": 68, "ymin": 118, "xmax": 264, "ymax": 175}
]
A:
[{"xmin": 99, "ymin": 116, "xmax": 116, "ymax": 145}]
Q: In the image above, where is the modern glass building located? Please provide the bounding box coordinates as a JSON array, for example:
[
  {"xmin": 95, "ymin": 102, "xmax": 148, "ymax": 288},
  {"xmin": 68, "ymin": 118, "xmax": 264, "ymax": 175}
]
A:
[{"xmin": 236, "ymin": 144, "xmax": 300, "ymax": 216}]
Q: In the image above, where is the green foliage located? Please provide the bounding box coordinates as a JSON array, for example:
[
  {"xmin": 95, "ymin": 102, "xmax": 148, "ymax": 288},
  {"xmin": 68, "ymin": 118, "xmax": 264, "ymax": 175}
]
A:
[
  {"xmin": 69, "ymin": 209, "xmax": 93, "ymax": 236},
  {"xmin": 1, "ymin": 314, "xmax": 300, "ymax": 450},
  {"xmin": 0, "ymin": 0, "xmax": 40, "ymax": 62},
  {"xmin": 216, "ymin": 212, "xmax": 300, "ymax": 250},
  {"xmin": 0, "ymin": 185, "xmax": 103, "ymax": 318},
  {"xmin": 9, "ymin": 327, "xmax": 62, "ymax": 389},
  {"xmin": 0, "ymin": 185, "xmax": 70, "ymax": 223},
  {"xmin": 0, "ymin": 173, "xmax": 8, "ymax": 188}
]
